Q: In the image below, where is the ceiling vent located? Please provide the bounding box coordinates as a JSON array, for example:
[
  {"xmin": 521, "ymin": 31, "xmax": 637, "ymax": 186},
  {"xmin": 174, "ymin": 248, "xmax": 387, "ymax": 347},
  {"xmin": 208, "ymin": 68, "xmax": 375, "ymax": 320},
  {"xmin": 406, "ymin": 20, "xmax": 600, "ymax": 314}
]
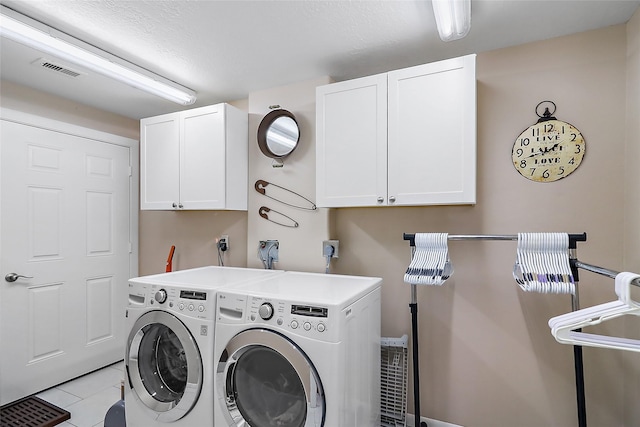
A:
[{"xmin": 31, "ymin": 58, "xmax": 85, "ymax": 78}]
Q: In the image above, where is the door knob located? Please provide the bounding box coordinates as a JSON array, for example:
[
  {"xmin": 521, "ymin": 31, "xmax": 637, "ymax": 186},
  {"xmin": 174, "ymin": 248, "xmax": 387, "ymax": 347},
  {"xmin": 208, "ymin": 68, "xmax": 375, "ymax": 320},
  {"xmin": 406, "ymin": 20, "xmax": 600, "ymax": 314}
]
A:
[{"xmin": 5, "ymin": 273, "xmax": 33, "ymax": 283}]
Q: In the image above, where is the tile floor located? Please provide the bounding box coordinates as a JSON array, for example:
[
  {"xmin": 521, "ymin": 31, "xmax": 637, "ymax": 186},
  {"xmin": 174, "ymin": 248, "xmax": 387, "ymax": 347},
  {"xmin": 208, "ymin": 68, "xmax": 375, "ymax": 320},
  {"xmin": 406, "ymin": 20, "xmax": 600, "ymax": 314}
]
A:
[{"xmin": 36, "ymin": 361, "xmax": 125, "ymax": 427}]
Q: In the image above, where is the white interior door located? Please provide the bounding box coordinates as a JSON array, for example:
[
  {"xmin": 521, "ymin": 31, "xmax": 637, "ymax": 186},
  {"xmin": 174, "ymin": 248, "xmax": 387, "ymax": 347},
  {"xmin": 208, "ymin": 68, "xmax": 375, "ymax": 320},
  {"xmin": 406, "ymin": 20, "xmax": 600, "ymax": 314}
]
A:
[{"xmin": 1, "ymin": 119, "xmax": 132, "ymax": 405}]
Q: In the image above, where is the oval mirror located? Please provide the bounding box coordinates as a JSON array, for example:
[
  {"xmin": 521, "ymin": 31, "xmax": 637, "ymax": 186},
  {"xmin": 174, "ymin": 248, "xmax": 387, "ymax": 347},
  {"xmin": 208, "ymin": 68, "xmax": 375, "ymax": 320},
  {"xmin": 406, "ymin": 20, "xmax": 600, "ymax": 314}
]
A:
[{"xmin": 257, "ymin": 109, "xmax": 300, "ymax": 159}]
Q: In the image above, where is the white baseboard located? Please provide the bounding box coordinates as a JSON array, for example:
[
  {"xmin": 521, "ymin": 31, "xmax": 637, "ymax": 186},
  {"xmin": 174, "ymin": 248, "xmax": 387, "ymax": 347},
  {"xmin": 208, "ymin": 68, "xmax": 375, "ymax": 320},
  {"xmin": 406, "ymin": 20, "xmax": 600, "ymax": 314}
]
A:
[{"xmin": 405, "ymin": 414, "xmax": 464, "ymax": 427}]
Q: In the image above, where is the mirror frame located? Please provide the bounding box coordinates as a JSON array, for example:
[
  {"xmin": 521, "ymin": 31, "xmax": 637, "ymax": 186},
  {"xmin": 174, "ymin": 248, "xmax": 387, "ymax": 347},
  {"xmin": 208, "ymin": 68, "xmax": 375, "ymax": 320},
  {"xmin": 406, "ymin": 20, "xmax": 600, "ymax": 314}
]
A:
[{"xmin": 257, "ymin": 109, "xmax": 300, "ymax": 159}]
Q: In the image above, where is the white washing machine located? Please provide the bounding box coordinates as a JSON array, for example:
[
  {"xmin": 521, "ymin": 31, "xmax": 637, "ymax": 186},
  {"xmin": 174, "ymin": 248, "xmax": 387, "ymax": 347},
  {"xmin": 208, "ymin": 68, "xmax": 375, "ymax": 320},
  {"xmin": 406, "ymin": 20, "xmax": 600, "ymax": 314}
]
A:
[
  {"xmin": 124, "ymin": 266, "xmax": 282, "ymax": 427},
  {"xmin": 213, "ymin": 271, "xmax": 382, "ymax": 427}
]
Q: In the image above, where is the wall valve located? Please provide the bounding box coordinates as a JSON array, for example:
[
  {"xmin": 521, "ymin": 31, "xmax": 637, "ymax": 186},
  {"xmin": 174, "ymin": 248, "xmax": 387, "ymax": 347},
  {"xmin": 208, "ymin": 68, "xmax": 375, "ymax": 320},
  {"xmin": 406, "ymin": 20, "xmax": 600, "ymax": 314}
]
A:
[{"xmin": 323, "ymin": 240, "xmax": 339, "ymax": 273}]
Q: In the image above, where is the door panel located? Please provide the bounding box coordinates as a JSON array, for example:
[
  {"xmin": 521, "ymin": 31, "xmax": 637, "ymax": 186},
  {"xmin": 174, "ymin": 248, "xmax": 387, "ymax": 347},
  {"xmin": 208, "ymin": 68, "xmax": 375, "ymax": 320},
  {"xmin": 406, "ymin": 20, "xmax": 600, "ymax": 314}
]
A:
[
  {"xmin": 29, "ymin": 283, "xmax": 63, "ymax": 361},
  {"xmin": 1, "ymin": 119, "xmax": 131, "ymax": 404},
  {"xmin": 86, "ymin": 276, "xmax": 114, "ymax": 344}
]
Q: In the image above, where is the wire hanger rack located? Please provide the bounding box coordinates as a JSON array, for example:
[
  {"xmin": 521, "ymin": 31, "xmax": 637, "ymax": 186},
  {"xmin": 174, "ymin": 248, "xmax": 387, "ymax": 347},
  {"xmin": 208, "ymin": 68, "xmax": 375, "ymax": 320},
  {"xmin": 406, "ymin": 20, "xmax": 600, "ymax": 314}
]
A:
[{"xmin": 401, "ymin": 231, "xmax": 638, "ymax": 427}]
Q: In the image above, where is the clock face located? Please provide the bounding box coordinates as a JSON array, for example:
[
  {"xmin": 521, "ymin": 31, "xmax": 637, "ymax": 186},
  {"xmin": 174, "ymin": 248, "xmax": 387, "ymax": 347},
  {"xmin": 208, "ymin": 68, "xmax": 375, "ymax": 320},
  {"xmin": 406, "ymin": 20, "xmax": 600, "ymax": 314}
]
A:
[{"xmin": 512, "ymin": 119, "xmax": 586, "ymax": 182}]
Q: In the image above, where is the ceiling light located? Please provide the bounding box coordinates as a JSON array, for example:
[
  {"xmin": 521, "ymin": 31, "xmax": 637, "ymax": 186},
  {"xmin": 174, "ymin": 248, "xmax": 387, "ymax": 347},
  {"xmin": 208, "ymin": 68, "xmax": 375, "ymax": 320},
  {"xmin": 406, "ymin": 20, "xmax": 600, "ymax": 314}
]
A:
[
  {"xmin": 0, "ymin": 6, "xmax": 196, "ymax": 105},
  {"xmin": 432, "ymin": 0, "xmax": 471, "ymax": 42}
]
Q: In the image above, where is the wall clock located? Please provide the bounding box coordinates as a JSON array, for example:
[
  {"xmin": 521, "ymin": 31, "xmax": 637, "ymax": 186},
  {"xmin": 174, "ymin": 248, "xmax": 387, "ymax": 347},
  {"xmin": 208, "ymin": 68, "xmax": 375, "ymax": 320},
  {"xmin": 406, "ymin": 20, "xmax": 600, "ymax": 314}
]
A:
[{"xmin": 512, "ymin": 101, "xmax": 586, "ymax": 182}]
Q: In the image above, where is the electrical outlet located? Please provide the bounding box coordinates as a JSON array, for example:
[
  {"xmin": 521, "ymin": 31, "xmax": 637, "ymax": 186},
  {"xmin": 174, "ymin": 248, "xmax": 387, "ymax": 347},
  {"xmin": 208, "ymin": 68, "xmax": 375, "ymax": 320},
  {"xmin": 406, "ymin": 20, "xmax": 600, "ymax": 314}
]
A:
[
  {"xmin": 322, "ymin": 240, "xmax": 339, "ymax": 258},
  {"xmin": 218, "ymin": 234, "xmax": 229, "ymax": 251}
]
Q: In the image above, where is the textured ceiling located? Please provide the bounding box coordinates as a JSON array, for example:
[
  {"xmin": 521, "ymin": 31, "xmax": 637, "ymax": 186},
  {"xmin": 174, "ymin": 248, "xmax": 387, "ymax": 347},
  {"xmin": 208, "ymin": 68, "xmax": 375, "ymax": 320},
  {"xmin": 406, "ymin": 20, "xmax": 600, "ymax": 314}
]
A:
[{"xmin": 1, "ymin": 0, "xmax": 639, "ymax": 119}]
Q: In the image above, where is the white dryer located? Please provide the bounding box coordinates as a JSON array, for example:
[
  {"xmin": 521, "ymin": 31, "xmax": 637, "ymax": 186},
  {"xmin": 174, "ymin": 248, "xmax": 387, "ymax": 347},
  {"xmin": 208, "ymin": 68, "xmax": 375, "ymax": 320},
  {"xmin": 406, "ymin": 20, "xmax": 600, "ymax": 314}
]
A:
[
  {"xmin": 124, "ymin": 266, "xmax": 282, "ymax": 427},
  {"xmin": 213, "ymin": 271, "xmax": 382, "ymax": 427}
]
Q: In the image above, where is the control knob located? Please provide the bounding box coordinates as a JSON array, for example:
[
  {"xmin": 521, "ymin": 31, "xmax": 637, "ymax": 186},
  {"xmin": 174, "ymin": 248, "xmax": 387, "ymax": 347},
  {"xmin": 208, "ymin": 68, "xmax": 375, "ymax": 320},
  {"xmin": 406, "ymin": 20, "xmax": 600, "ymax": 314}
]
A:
[
  {"xmin": 155, "ymin": 289, "xmax": 167, "ymax": 304},
  {"xmin": 258, "ymin": 303, "xmax": 274, "ymax": 320}
]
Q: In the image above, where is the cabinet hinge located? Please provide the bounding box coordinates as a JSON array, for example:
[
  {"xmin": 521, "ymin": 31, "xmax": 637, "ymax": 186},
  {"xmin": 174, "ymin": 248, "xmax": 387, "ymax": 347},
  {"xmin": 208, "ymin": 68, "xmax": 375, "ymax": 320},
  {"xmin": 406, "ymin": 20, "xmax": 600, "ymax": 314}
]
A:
[
  {"xmin": 128, "ymin": 242, "xmax": 132, "ymax": 253},
  {"xmin": 128, "ymin": 166, "xmax": 132, "ymax": 177}
]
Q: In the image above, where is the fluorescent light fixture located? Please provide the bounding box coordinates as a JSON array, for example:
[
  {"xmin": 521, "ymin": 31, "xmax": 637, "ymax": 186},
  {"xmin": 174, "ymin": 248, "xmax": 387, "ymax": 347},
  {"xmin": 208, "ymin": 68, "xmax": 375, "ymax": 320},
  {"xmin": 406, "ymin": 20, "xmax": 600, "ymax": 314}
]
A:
[
  {"xmin": 0, "ymin": 6, "xmax": 196, "ymax": 105},
  {"xmin": 432, "ymin": 0, "xmax": 471, "ymax": 42}
]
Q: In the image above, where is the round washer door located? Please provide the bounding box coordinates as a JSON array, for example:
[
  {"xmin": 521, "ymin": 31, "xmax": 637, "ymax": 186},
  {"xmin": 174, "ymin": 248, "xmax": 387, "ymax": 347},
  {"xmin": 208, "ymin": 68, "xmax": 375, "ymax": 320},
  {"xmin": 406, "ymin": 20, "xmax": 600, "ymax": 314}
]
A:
[
  {"xmin": 217, "ymin": 329, "xmax": 325, "ymax": 427},
  {"xmin": 126, "ymin": 310, "xmax": 202, "ymax": 422}
]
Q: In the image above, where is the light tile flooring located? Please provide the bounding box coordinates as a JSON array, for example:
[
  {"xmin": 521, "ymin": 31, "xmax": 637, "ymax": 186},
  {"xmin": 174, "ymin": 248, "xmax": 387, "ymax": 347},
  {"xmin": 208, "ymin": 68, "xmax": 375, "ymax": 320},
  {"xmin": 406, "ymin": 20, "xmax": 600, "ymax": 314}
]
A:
[{"xmin": 36, "ymin": 361, "xmax": 125, "ymax": 427}]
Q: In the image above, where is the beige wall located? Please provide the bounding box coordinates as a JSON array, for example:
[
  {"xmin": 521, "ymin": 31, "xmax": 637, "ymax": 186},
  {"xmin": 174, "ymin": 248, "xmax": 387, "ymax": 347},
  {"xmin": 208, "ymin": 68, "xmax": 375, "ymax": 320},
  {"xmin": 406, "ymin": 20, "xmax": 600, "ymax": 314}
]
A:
[
  {"xmin": 138, "ymin": 210, "xmax": 248, "ymax": 274},
  {"xmin": 624, "ymin": 7, "xmax": 640, "ymax": 426},
  {"xmin": 331, "ymin": 25, "xmax": 632, "ymax": 426},
  {"xmin": 0, "ymin": 80, "xmax": 138, "ymax": 139}
]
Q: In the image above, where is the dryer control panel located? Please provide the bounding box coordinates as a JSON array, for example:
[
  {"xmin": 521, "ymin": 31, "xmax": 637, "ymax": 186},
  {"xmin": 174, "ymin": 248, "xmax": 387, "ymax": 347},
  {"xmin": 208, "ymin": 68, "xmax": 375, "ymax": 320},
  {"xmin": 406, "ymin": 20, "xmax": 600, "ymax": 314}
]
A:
[
  {"xmin": 128, "ymin": 282, "xmax": 214, "ymax": 320},
  {"xmin": 246, "ymin": 295, "xmax": 338, "ymax": 342}
]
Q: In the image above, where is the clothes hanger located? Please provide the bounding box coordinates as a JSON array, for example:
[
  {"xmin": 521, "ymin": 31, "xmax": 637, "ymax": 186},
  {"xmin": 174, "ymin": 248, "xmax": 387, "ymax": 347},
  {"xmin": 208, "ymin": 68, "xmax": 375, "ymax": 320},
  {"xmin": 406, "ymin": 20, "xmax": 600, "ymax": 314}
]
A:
[
  {"xmin": 513, "ymin": 233, "xmax": 575, "ymax": 294},
  {"xmin": 548, "ymin": 271, "xmax": 640, "ymax": 352},
  {"xmin": 403, "ymin": 233, "xmax": 451, "ymax": 285}
]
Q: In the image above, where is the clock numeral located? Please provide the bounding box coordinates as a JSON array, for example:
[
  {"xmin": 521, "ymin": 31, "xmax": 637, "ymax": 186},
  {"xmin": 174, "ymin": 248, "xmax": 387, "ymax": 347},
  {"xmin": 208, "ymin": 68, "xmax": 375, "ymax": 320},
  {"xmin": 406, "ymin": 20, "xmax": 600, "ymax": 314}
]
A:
[
  {"xmin": 544, "ymin": 123, "xmax": 554, "ymax": 133},
  {"xmin": 568, "ymin": 157, "xmax": 575, "ymax": 165},
  {"xmin": 515, "ymin": 148, "xmax": 523, "ymax": 157},
  {"xmin": 529, "ymin": 168, "xmax": 536, "ymax": 176},
  {"xmin": 574, "ymin": 144, "xmax": 582, "ymax": 154},
  {"xmin": 571, "ymin": 133, "xmax": 578, "ymax": 142},
  {"xmin": 520, "ymin": 159, "xmax": 527, "ymax": 169},
  {"xmin": 520, "ymin": 137, "xmax": 530, "ymax": 146},
  {"xmin": 558, "ymin": 166, "xmax": 565, "ymax": 175},
  {"xmin": 542, "ymin": 169, "xmax": 550, "ymax": 179},
  {"xmin": 532, "ymin": 128, "xmax": 539, "ymax": 137}
]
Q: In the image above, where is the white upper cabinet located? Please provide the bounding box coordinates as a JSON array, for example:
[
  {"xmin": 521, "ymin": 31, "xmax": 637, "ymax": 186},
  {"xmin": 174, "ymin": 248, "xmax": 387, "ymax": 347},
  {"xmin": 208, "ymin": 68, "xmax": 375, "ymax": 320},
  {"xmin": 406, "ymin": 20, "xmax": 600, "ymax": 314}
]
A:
[
  {"xmin": 140, "ymin": 103, "xmax": 248, "ymax": 210},
  {"xmin": 316, "ymin": 54, "xmax": 476, "ymax": 208}
]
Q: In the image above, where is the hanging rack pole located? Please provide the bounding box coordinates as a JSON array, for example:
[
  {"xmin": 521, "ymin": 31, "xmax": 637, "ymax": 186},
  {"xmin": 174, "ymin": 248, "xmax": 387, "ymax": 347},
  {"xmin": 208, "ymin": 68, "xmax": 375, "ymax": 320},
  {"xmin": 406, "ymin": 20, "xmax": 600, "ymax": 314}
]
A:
[
  {"xmin": 569, "ymin": 250, "xmax": 587, "ymax": 427},
  {"xmin": 403, "ymin": 232, "xmax": 587, "ymax": 246},
  {"xmin": 574, "ymin": 261, "xmax": 640, "ymax": 287},
  {"xmin": 407, "ymin": 245, "xmax": 422, "ymax": 427}
]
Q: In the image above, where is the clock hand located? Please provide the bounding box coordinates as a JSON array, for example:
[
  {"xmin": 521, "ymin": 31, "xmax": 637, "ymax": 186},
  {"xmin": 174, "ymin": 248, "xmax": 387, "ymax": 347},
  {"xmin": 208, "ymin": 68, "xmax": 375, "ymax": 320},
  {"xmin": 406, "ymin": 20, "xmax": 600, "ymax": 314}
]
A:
[
  {"xmin": 527, "ymin": 143, "xmax": 560, "ymax": 158},
  {"xmin": 527, "ymin": 148, "xmax": 546, "ymax": 158}
]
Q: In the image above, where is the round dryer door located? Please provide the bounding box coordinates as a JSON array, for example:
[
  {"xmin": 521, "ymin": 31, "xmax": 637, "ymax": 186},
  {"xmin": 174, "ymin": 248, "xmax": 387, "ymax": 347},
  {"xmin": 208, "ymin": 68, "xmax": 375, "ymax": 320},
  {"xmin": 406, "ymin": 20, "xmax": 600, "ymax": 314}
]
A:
[
  {"xmin": 126, "ymin": 310, "xmax": 202, "ymax": 422},
  {"xmin": 217, "ymin": 329, "xmax": 325, "ymax": 427}
]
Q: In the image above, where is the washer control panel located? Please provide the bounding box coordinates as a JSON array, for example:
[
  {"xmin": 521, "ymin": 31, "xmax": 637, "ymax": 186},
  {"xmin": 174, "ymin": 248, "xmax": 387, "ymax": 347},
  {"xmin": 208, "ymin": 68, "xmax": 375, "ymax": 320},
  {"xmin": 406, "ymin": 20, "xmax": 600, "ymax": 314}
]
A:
[
  {"xmin": 128, "ymin": 282, "xmax": 213, "ymax": 320},
  {"xmin": 247, "ymin": 296, "xmax": 334, "ymax": 340}
]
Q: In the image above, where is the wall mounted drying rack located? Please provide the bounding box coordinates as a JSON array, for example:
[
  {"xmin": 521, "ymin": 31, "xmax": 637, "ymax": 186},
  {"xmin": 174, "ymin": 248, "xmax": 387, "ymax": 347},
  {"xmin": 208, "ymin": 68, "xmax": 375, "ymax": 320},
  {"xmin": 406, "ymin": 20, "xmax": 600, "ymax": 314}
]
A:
[{"xmin": 401, "ymin": 231, "xmax": 635, "ymax": 427}]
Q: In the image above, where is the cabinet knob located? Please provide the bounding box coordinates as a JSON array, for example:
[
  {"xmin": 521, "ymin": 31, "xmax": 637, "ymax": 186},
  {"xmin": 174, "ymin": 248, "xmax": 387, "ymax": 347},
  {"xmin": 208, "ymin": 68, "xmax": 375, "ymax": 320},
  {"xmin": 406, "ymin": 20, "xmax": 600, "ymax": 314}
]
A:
[
  {"xmin": 172, "ymin": 203, "xmax": 177, "ymax": 208},
  {"xmin": 377, "ymin": 197, "xmax": 384, "ymax": 203},
  {"xmin": 389, "ymin": 196, "xmax": 396, "ymax": 203},
  {"xmin": 178, "ymin": 204, "xmax": 183, "ymax": 209}
]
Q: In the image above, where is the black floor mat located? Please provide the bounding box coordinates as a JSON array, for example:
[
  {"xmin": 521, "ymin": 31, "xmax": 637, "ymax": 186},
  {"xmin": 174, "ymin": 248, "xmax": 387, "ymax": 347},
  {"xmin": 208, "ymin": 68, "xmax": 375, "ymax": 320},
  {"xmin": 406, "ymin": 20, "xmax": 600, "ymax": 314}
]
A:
[{"xmin": 0, "ymin": 395, "xmax": 71, "ymax": 427}]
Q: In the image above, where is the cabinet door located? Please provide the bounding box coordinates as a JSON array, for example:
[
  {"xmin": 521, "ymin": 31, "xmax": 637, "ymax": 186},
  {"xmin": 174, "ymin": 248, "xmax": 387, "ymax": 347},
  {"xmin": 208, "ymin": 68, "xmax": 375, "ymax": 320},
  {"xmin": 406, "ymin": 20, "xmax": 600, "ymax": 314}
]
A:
[
  {"xmin": 140, "ymin": 113, "xmax": 180, "ymax": 210},
  {"xmin": 388, "ymin": 54, "xmax": 476, "ymax": 205},
  {"xmin": 180, "ymin": 104, "xmax": 226, "ymax": 209},
  {"xmin": 316, "ymin": 73, "xmax": 388, "ymax": 208}
]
